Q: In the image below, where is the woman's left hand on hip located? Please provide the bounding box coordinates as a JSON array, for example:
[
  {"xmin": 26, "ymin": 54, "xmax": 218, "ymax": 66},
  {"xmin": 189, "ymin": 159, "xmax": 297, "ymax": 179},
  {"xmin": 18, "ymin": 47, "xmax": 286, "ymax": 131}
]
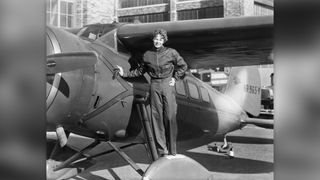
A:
[{"xmin": 169, "ymin": 78, "xmax": 175, "ymax": 86}]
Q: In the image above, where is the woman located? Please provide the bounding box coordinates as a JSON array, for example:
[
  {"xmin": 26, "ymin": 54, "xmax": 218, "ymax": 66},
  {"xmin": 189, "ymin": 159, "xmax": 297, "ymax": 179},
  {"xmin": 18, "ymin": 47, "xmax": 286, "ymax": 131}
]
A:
[{"xmin": 117, "ymin": 29, "xmax": 187, "ymax": 156}]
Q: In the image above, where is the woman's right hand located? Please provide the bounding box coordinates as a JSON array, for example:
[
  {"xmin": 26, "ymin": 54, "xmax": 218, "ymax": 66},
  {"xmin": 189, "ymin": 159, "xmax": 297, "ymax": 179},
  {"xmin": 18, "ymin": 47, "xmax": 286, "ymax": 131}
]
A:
[{"xmin": 116, "ymin": 65, "xmax": 124, "ymax": 76}]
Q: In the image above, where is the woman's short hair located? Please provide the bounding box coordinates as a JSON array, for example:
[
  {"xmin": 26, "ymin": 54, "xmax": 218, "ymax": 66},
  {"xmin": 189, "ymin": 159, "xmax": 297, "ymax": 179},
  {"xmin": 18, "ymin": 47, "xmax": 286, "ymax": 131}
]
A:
[{"xmin": 153, "ymin": 28, "xmax": 168, "ymax": 42}]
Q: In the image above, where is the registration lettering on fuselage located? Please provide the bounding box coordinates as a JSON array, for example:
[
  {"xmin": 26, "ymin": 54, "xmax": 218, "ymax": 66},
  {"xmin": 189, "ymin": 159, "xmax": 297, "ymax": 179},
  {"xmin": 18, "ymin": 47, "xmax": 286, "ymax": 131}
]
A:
[{"xmin": 244, "ymin": 84, "xmax": 261, "ymax": 95}]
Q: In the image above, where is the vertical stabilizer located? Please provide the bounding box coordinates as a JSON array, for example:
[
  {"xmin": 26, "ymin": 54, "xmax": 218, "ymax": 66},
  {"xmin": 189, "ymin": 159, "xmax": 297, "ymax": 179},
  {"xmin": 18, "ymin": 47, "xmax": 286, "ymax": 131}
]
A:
[{"xmin": 224, "ymin": 67, "xmax": 261, "ymax": 116}]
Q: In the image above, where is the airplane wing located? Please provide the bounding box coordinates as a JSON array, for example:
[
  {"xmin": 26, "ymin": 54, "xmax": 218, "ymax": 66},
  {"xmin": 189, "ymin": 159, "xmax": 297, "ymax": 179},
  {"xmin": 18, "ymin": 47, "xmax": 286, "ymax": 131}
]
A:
[{"xmin": 117, "ymin": 15, "xmax": 273, "ymax": 69}]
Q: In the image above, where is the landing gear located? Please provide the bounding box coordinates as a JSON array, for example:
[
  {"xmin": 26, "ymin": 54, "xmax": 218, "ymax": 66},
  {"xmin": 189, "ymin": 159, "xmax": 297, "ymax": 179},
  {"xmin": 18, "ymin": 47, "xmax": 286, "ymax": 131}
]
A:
[
  {"xmin": 52, "ymin": 140, "xmax": 101, "ymax": 171},
  {"xmin": 47, "ymin": 134, "xmax": 83, "ymax": 180},
  {"xmin": 107, "ymin": 141, "xmax": 144, "ymax": 176},
  {"xmin": 135, "ymin": 95, "xmax": 158, "ymax": 161},
  {"xmin": 207, "ymin": 134, "xmax": 234, "ymax": 158},
  {"xmin": 46, "ymin": 137, "xmax": 145, "ymax": 179},
  {"xmin": 222, "ymin": 134, "xmax": 230, "ymax": 149}
]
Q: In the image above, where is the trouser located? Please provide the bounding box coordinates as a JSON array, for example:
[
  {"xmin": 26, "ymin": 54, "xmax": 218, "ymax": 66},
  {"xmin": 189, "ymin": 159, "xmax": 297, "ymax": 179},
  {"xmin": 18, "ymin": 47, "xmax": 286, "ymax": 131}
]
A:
[{"xmin": 150, "ymin": 77, "xmax": 177, "ymax": 156}]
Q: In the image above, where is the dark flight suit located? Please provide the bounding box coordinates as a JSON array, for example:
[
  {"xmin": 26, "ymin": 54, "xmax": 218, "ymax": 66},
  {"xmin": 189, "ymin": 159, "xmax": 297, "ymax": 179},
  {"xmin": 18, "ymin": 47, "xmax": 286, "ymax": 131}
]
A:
[{"xmin": 123, "ymin": 46, "xmax": 187, "ymax": 156}]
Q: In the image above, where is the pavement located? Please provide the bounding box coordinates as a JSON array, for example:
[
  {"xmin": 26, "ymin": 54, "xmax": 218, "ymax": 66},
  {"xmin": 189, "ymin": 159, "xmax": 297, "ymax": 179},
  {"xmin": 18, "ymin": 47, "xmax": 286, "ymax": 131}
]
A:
[{"xmin": 49, "ymin": 125, "xmax": 273, "ymax": 180}]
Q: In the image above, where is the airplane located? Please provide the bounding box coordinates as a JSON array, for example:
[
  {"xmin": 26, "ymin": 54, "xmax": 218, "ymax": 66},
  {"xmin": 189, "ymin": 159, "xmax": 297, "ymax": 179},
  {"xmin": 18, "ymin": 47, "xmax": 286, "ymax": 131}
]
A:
[{"xmin": 46, "ymin": 15, "xmax": 273, "ymax": 179}]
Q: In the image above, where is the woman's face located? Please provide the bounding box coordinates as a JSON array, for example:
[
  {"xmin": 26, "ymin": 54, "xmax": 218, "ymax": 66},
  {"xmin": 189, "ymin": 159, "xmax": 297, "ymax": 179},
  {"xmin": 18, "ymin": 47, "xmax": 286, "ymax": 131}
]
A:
[{"xmin": 153, "ymin": 34, "xmax": 164, "ymax": 49}]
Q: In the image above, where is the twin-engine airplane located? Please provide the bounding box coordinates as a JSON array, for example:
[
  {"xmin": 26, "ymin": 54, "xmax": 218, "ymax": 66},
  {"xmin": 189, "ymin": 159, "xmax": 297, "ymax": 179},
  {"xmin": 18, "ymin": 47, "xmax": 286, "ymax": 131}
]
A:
[{"xmin": 46, "ymin": 15, "xmax": 273, "ymax": 179}]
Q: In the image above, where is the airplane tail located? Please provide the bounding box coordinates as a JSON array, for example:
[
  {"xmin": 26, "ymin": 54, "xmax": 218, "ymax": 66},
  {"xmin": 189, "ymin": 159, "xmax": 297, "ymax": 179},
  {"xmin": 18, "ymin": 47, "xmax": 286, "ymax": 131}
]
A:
[{"xmin": 224, "ymin": 66, "xmax": 261, "ymax": 117}]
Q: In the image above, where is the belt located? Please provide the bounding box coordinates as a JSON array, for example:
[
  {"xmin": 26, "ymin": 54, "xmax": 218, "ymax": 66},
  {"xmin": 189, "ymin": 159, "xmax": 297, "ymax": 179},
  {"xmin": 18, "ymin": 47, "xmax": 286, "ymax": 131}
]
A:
[{"xmin": 150, "ymin": 77, "xmax": 171, "ymax": 83}]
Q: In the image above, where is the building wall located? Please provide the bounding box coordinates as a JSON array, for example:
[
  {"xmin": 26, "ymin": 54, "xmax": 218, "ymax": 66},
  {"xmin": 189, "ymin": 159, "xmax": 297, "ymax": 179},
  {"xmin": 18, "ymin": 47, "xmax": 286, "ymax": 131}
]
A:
[
  {"xmin": 47, "ymin": 0, "xmax": 116, "ymax": 28},
  {"xmin": 48, "ymin": 0, "xmax": 273, "ymax": 27},
  {"xmin": 119, "ymin": 0, "xmax": 168, "ymax": 8},
  {"xmin": 78, "ymin": 0, "xmax": 115, "ymax": 26},
  {"xmin": 75, "ymin": 0, "xmax": 85, "ymax": 27},
  {"xmin": 243, "ymin": 0, "xmax": 254, "ymax": 16},
  {"xmin": 117, "ymin": 0, "xmax": 272, "ymax": 22},
  {"xmin": 118, "ymin": 3, "xmax": 169, "ymax": 17},
  {"xmin": 176, "ymin": 0, "xmax": 223, "ymax": 21},
  {"xmin": 176, "ymin": 0, "xmax": 222, "ymax": 11},
  {"xmin": 223, "ymin": 0, "xmax": 241, "ymax": 17},
  {"xmin": 118, "ymin": 0, "xmax": 225, "ymax": 23},
  {"xmin": 223, "ymin": 0, "xmax": 257, "ymax": 17}
]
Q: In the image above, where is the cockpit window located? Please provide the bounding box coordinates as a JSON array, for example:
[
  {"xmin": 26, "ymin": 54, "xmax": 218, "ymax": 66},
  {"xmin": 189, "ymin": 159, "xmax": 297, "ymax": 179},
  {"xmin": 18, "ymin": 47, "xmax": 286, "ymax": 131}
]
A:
[
  {"xmin": 77, "ymin": 24, "xmax": 118, "ymax": 41},
  {"xmin": 175, "ymin": 80, "xmax": 186, "ymax": 96},
  {"xmin": 187, "ymin": 81, "xmax": 200, "ymax": 100},
  {"xmin": 76, "ymin": 23, "xmax": 131, "ymax": 55},
  {"xmin": 200, "ymin": 87, "xmax": 210, "ymax": 102},
  {"xmin": 97, "ymin": 29, "xmax": 116, "ymax": 50},
  {"xmin": 77, "ymin": 26, "xmax": 101, "ymax": 41}
]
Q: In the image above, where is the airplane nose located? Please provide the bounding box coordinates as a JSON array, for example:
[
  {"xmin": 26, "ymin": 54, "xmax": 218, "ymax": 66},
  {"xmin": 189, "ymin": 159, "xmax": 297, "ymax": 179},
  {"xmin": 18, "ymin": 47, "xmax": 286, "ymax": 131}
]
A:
[
  {"xmin": 46, "ymin": 72, "xmax": 74, "ymax": 131},
  {"xmin": 46, "ymin": 61, "xmax": 96, "ymax": 132}
]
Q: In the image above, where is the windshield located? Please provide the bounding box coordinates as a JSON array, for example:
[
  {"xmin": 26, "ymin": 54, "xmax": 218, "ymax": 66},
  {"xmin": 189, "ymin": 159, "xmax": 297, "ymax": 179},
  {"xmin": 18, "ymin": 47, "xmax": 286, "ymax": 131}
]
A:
[{"xmin": 77, "ymin": 23, "xmax": 119, "ymax": 41}]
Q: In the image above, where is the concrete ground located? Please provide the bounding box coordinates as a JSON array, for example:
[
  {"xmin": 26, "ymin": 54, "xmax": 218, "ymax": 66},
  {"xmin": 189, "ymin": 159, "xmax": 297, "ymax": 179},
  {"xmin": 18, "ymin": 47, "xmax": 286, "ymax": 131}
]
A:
[{"xmin": 50, "ymin": 125, "xmax": 273, "ymax": 180}]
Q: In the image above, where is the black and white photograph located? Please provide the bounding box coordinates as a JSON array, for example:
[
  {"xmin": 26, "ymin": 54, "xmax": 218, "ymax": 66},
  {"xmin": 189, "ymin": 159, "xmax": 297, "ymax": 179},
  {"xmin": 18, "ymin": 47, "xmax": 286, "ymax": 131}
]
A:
[
  {"xmin": 45, "ymin": 0, "xmax": 273, "ymax": 179},
  {"xmin": 2, "ymin": 0, "xmax": 320, "ymax": 180}
]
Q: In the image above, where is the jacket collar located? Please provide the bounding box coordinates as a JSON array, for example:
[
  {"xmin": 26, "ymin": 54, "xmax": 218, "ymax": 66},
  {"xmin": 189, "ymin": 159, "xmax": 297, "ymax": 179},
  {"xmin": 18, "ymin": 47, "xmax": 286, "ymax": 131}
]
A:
[{"xmin": 152, "ymin": 46, "xmax": 166, "ymax": 53}]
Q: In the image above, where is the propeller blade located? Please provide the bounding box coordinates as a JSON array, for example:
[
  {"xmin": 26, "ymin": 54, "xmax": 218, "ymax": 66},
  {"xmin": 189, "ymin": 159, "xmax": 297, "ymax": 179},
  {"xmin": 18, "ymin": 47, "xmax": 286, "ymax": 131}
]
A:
[{"xmin": 47, "ymin": 51, "xmax": 98, "ymax": 74}]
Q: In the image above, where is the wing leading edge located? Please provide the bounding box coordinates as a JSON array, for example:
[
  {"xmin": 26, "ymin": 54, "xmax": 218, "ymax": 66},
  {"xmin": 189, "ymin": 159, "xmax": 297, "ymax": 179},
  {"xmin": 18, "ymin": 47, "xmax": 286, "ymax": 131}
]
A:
[{"xmin": 117, "ymin": 15, "xmax": 273, "ymax": 68}]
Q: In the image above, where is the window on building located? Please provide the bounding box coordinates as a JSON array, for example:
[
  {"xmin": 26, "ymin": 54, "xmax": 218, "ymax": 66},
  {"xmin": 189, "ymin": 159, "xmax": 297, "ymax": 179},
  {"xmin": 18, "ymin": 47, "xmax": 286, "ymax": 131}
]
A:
[
  {"xmin": 120, "ymin": 0, "xmax": 168, "ymax": 8},
  {"xmin": 47, "ymin": 0, "xmax": 75, "ymax": 28},
  {"xmin": 200, "ymin": 87, "xmax": 210, "ymax": 102},
  {"xmin": 119, "ymin": 13, "xmax": 170, "ymax": 23},
  {"xmin": 175, "ymin": 80, "xmax": 186, "ymax": 96},
  {"xmin": 178, "ymin": 6, "xmax": 223, "ymax": 20},
  {"xmin": 187, "ymin": 82, "xmax": 199, "ymax": 99}
]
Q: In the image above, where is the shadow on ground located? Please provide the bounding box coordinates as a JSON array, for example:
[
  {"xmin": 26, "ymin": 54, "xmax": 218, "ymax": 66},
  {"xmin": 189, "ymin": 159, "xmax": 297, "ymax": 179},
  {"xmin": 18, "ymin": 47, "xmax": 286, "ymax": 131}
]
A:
[
  {"xmin": 177, "ymin": 133, "xmax": 273, "ymax": 174},
  {"xmin": 184, "ymin": 151, "xmax": 273, "ymax": 174},
  {"xmin": 214, "ymin": 135, "xmax": 273, "ymax": 144}
]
